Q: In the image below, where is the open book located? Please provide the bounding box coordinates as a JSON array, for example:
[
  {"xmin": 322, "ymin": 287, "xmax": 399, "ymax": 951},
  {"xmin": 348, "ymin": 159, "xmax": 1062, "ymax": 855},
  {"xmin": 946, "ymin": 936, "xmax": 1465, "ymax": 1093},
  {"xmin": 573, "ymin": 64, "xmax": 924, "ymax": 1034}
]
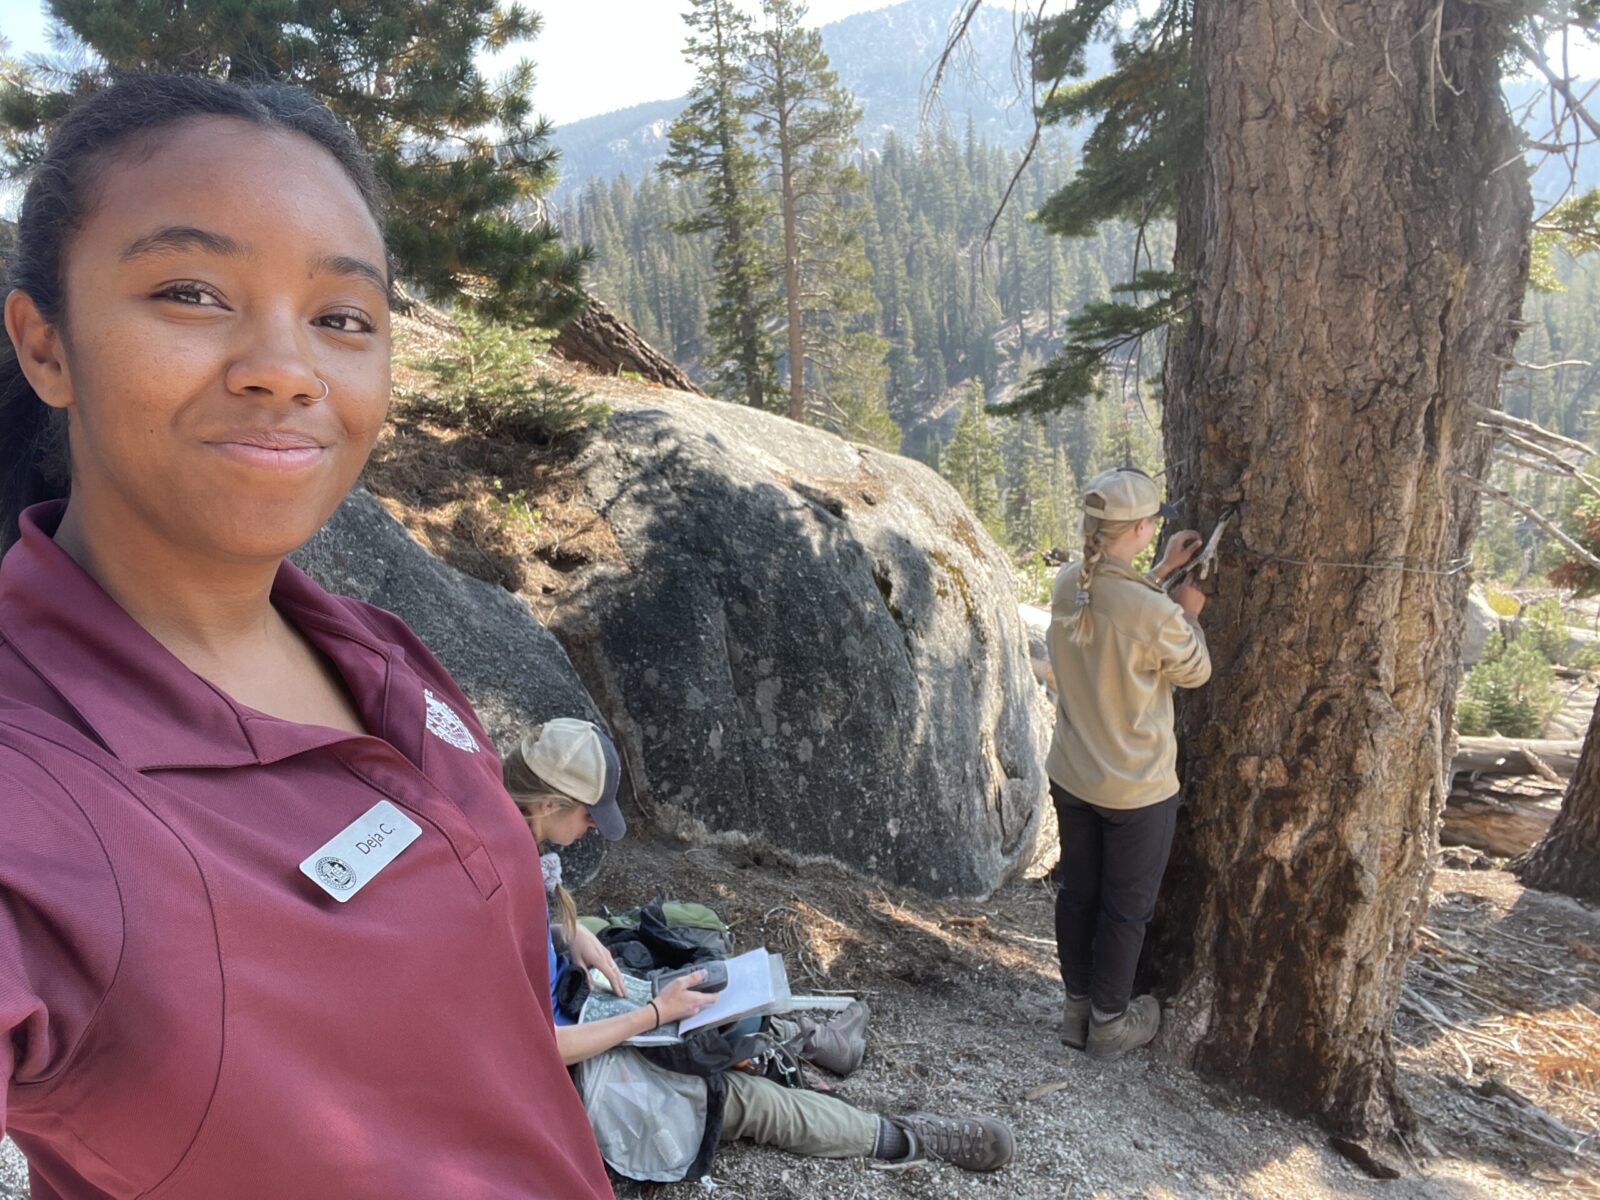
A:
[
  {"xmin": 576, "ymin": 969, "xmax": 682, "ymax": 1047},
  {"xmin": 676, "ymin": 948, "xmax": 791, "ymax": 1034},
  {"xmin": 577, "ymin": 948, "xmax": 792, "ymax": 1044}
]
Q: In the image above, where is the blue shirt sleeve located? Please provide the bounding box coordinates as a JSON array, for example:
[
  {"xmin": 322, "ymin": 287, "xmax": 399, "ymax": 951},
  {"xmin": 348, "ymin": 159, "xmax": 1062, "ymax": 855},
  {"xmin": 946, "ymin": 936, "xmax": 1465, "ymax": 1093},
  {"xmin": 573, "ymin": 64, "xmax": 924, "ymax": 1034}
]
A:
[{"xmin": 547, "ymin": 927, "xmax": 575, "ymax": 1027}]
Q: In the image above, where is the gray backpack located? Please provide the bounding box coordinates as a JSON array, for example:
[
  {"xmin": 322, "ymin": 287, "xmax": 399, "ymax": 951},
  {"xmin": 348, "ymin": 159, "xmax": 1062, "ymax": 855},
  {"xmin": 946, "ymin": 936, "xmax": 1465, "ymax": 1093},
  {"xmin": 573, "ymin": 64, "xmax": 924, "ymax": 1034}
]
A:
[{"xmin": 577, "ymin": 1046, "xmax": 712, "ymax": 1182}]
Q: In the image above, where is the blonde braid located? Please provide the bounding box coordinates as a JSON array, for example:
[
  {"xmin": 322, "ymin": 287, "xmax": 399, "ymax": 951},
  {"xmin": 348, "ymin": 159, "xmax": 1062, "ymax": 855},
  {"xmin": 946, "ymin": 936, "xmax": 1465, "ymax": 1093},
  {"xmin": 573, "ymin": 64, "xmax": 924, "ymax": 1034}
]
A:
[
  {"xmin": 1064, "ymin": 523, "xmax": 1106, "ymax": 645},
  {"xmin": 1063, "ymin": 495, "xmax": 1144, "ymax": 645}
]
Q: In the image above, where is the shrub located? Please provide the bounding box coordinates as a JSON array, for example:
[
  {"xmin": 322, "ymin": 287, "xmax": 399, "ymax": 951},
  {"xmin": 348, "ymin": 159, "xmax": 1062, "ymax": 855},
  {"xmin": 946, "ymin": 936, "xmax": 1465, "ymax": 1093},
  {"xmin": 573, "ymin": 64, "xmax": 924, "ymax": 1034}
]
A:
[
  {"xmin": 1482, "ymin": 587, "xmax": 1520, "ymax": 618},
  {"xmin": 1016, "ymin": 556, "xmax": 1055, "ymax": 607},
  {"xmin": 1549, "ymin": 492, "xmax": 1600, "ymax": 597},
  {"xmin": 400, "ymin": 311, "xmax": 609, "ymax": 440},
  {"xmin": 1520, "ymin": 596, "xmax": 1571, "ymax": 664},
  {"xmin": 1457, "ymin": 636, "xmax": 1559, "ymax": 738},
  {"xmin": 490, "ymin": 479, "xmax": 543, "ymax": 537}
]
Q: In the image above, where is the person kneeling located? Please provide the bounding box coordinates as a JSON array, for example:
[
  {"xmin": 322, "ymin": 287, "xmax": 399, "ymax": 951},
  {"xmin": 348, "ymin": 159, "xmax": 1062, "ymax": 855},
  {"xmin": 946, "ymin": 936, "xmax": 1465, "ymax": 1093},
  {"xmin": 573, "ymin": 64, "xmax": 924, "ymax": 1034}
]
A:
[{"xmin": 506, "ymin": 718, "xmax": 1015, "ymax": 1177}]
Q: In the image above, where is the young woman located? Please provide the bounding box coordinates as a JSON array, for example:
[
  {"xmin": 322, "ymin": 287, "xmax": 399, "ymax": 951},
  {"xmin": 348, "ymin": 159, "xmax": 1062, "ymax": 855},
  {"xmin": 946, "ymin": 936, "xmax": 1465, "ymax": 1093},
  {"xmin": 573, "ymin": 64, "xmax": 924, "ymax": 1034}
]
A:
[
  {"xmin": 0, "ymin": 75, "xmax": 611, "ymax": 1198},
  {"xmin": 506, "ymin": 719, "xmax": 1017, "ymax": 1175},
  {"xmin": 1046, "ymin": 467, "xmax": 1210, "ymax": 1059}
]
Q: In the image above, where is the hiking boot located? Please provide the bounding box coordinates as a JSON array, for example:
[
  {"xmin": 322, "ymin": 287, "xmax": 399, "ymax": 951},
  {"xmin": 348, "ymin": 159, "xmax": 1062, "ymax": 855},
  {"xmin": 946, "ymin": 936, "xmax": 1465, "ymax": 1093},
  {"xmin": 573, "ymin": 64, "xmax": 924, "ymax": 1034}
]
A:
[
  {"xmin": 1085, "ymin": 994, "xmax": 1160, "ymax": 1060},
  {"xmin": 888, "ymin": 1112, "xmax": 1015, "ymax": 1172},
  {"xmin": 798, "ymin": 1000, "xmax": 869, "ymax": 1076},
  {"xmin": 1059, "ymin": 992, "xmax": 1091, "ymax": 1050}
]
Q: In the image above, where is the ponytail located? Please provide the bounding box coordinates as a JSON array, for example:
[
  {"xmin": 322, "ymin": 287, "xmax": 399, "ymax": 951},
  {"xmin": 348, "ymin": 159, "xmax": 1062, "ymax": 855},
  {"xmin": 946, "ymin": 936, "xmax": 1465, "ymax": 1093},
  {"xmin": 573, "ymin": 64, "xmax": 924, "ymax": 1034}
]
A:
[
  {"xmin": 504, "ymin": 738, "xmax": 584, "ymax": 943},
  {"xmin": 1062, "ymin": 494, "xmax": 1145, "ymax": 645},
  {"xmin": 1, "ymin": 72, "xmax": 391, "ymax": 553},
  {"xmin": 550, "ymin": 882, "xmax": 580, "ymax": 945}
]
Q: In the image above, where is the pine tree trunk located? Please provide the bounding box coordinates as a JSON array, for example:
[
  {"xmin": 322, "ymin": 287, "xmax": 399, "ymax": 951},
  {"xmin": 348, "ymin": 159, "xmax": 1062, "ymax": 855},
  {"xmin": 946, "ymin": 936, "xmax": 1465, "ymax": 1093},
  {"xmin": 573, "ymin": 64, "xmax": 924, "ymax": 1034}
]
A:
[
  {"xmin": 712, "ymin": 1, "xmax": 768, "ymax": 413},
  {"xmin": 1512, "ymin": 697, "xmax": 1600, "ymax": 902},
  {"xmin": 780, "ymin": 132, "xmax": 805, "ymax": 422},
  {"xmin": 1151, "ymin": 0, "xmax": 1530, "ymax": 1138}
]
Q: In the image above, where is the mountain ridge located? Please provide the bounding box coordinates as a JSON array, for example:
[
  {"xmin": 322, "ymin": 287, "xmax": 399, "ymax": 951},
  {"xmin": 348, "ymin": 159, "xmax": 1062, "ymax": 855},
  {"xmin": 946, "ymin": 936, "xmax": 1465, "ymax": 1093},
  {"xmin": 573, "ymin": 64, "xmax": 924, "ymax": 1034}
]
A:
[
  {"xmin": 550, "ymin": 0, "xmax": 1053, "ymax": 200},
  {"xmin": 548, "ymin": 1, "xmax": 1595, "ymax": 204}
]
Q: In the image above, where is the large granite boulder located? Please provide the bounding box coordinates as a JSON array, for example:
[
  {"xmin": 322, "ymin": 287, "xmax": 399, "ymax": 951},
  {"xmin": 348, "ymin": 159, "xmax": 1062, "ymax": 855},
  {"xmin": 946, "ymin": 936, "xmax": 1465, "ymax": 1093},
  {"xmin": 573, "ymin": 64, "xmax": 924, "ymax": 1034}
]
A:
[
  {"xmin": 1461, "ymin": 587, "xmax": 1501, "ymax": 666},
  {"xmin": 546, "ymin": 391, "xmax": 1049, "ymax": 897},
  {"xmin": 1019, "ymin": 603, "xmax": 1055, "ymax": 699},
  {"xmin": 293, "ymin": 487, "xmax": 609, "ymax": 881}
]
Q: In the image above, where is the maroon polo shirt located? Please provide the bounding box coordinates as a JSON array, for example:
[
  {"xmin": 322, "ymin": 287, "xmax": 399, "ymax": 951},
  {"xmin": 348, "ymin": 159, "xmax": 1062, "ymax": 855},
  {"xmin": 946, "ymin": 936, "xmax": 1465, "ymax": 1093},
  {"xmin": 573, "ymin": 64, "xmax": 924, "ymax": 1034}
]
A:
[{"xmin": 0, "ymin": 502, "xmax": 612, "ymax": 1199}]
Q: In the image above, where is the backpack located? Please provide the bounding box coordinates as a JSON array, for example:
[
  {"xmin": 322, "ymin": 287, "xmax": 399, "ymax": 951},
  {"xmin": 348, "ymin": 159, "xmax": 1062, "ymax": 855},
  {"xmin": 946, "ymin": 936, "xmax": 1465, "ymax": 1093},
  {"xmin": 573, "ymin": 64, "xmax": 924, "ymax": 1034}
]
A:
[
  {"xmin": 568, "ymin": 897, "xmax": 806, "ymax": 1182},
  {"xmin": 579, "ymin": 1019, "xmax": 809, "ymax": 1182},
  {"xmin": 578, "ymin": 1047, "xmax": 717, "ymax": 1182},
  {"xmin": 580, "ymin": 895, "xmax": 735, "ymax": 957}
]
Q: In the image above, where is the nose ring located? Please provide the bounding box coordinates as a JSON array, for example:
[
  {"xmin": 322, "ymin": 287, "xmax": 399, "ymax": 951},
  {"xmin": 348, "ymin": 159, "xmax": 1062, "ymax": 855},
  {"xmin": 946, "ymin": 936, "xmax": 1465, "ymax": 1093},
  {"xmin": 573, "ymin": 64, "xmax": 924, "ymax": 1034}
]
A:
[{"xmin": 311, "ymin": 378, "xmax": 330, "ymax": 402}]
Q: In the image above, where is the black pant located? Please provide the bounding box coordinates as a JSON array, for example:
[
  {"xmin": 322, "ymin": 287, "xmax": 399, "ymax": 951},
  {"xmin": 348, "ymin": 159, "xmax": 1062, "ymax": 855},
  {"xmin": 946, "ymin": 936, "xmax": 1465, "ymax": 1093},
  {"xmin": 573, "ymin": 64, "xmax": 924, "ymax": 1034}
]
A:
[{"xmin": 1052, "ymin": 782, "xmax": 1179, "ymax": 1015}]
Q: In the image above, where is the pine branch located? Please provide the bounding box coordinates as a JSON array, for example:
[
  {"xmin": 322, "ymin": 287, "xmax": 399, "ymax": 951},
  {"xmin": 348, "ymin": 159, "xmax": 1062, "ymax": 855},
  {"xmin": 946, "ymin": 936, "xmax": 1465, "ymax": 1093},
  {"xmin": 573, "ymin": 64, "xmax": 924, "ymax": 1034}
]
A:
[
  {"xmin": 1491, "ymin": 430, "xmax": 1600, "ymax": 495},
  {"xmin": 925, "ymin": 0, "xmax": 984, "ymax": 118},
  {"xmin": 1506, "ymin": 357, "xmax": 1592, "ymax": 371},
  {"xmin": 1512, "ymin": 28, "xmax": 1600, "ymax": 142},
  {"xmin": 1492, "ymin": 450, "xmax": 1600, "ymax": 498},
  {"xmin": 1475, "ymin": 407, "xmax": 1596, "ymax": 461},
  {"xmin": 1460, "ymin": 475, "xmax": 1600, "ymax": 572}
]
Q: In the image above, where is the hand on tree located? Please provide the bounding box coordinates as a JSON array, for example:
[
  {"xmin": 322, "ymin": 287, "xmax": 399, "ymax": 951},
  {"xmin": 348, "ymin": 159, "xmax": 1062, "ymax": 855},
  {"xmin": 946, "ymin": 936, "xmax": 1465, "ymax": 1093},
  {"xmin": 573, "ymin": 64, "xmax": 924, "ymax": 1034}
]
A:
[
  {"xmin": 1155, "ymin": 530, "xmax": 1204, "ymax": 579},
  {"xmin": 653, "ymin": 972, "xmax": 719, "ymax": 1024},
  {"xmin": 1174, "ymin": 578, "xmax": 1206, "ymax": 618},
  {"xmin": 567, "ymin": 924, "xmax": 626, "ymax": 998}
]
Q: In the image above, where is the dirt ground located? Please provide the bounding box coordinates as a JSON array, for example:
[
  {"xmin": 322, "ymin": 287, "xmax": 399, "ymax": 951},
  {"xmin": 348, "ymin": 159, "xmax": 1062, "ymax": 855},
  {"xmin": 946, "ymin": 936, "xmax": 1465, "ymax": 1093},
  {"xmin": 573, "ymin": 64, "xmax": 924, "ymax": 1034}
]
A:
[{"xmin": 573, "ymin": 830, "xmax": 1600, "ymax": 1200}]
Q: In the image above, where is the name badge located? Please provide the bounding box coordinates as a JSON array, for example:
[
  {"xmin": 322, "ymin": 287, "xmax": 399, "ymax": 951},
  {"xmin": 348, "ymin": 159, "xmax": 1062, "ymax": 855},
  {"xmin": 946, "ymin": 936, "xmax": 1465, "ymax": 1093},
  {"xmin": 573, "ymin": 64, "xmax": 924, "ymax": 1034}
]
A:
[{"xmin": 299, "ymin": 800, "xmax": 422, "ymax": 903}]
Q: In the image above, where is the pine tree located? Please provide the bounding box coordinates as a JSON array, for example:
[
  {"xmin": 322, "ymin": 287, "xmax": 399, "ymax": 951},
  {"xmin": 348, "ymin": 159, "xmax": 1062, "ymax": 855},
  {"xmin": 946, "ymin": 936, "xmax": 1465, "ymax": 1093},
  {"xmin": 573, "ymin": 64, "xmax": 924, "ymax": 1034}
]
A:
[
  {"xmin": 555, "ymin": 101, "xmax": 1173, "ymax": 437},
  {"xmin": 1004, "ymin": 418, "xmax": 1055, "ymax": 553},
  {"xmin": 745, "ymin": 0, "xmax": 879, "ymax": 424},
  {"xmin": 942, "ymin": 384, "xmax": 1002, "ymax": 534},
  {"xmin": 816, "ymin": 330, "xmax": 899, "ymax": 450},
  {"xmin": 991, "ymin": 1, "xmax": 1196, "ymax": 416},
  {"xmin": 1048, "ymin": 445, "xmax": 1080, "ymax": 554},
  {"xmin": 663, "ymin": 0, "xmax": 781, "ymax": 411},
  {"xmin": 0, "ymin": 0, "xmax": 584, "ymax": 325}
]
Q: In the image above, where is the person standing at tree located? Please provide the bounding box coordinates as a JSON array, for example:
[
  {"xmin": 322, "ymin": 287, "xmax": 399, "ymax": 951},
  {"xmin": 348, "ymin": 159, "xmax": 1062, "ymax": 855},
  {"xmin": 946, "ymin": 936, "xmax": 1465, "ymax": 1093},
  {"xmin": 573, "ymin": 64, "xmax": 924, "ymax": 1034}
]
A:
[
  {"xmin": 1047, "ymin": 468, "xmax": 1208, "ymax": 1058},
  {"xmin": 0, "ymin": 74, "xmax": 611, "ymax": 1198}
]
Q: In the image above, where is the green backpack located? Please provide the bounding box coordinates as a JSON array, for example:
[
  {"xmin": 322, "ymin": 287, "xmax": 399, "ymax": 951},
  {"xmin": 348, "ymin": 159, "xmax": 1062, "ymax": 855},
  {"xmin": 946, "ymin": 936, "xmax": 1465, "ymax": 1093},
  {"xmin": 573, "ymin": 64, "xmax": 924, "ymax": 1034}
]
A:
[{"xmin": 579, "ymin": 898, "xmax": 734, "ymax": 957}]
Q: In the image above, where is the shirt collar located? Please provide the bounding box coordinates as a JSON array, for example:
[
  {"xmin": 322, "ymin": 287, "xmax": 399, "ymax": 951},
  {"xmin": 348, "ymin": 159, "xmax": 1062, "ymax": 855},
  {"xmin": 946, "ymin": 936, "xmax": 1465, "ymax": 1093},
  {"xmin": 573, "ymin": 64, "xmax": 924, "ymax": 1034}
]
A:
[{"xmin": 0, "ymin": 501, "xmax": 401, "ymax": 771}]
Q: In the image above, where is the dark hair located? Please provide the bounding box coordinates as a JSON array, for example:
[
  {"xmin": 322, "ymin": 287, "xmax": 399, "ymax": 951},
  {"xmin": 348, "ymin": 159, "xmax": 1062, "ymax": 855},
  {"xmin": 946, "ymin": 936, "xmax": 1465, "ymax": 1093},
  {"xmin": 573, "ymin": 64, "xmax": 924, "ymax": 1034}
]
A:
[{"xmin": 0, "ymin": 72, "xmax": 390, "ymax": 550}]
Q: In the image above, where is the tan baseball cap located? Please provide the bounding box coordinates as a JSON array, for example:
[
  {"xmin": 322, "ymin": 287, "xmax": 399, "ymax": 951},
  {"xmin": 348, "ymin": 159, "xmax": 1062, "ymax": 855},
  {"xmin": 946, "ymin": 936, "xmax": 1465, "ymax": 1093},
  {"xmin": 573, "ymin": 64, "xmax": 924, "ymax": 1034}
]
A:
[
  {"xmin": 519, "ymin": 718, "xmax": 626, "ymax": 841},
  {"xmin": 1082, "ymin": 467, "xmax": 1178, "ymax": 522}
]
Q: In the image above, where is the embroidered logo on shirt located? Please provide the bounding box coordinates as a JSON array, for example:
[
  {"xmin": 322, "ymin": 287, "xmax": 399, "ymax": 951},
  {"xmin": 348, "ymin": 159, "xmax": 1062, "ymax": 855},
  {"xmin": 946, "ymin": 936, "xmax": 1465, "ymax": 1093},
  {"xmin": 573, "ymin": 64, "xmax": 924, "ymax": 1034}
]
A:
[
  {"xmin": 424, "ymin": 688, "xmax": 479, "ymax": 753},
  {"xmin": 315, "ymin": 857, "xmax": 358, "ymax": 893}
]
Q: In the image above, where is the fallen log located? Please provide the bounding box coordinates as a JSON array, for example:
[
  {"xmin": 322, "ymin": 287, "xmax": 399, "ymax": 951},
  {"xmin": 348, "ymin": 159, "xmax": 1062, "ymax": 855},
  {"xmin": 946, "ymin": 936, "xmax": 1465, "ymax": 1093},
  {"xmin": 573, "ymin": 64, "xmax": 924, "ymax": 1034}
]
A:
[
  {"xmin": 551, "ymin": 294, "xmax": 705, "ymax": 395},
  {"xmin": 1451, "ymin": 736, "xmax": 1583, "ymax": 778},
  {"xmin": 1443, "ymin": 774, "xmax": 1564, "ymax": 857}
]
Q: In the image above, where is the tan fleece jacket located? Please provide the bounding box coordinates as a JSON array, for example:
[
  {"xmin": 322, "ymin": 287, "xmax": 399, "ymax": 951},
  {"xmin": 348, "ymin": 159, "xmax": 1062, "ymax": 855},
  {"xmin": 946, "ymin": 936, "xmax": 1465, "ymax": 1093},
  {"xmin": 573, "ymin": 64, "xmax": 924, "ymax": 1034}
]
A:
[{"xmin": 1044, "ymin": 558, "xmax": 1211, "ymax": 809}]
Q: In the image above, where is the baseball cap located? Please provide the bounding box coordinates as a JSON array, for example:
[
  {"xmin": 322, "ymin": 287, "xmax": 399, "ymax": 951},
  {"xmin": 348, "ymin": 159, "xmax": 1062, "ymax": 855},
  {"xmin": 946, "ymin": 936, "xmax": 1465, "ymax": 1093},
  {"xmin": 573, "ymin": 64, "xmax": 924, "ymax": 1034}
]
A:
[
  {"xmin": 519, "ymin": 718, "xmax": 627, "ymax": 841},
  {"xmin": 1082, "ymin": 467, "xmax": 1178, "ymax": 522}
]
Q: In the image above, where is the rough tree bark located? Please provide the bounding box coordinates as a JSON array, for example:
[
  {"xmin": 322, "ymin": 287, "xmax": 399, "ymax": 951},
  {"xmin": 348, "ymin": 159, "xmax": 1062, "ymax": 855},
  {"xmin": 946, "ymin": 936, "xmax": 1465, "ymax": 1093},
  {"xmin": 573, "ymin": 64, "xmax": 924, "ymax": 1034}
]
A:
[
  {"xmin": 549, "ymin": 294, "xmax": 704, "ymax": 396},
  {"xmin": 1150, "ymin": 0, "xmax": 1530, "ymax": 1138},
  {"xmin": 1512, "ymin": 698, "xmax": 1600, "ymax": 902}
]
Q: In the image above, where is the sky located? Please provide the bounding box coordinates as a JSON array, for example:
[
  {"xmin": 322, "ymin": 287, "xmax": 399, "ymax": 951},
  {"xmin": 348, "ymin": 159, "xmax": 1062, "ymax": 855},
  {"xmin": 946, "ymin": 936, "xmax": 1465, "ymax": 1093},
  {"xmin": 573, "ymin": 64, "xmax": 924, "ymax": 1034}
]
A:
[{"xmin": 0, "ymin": 0, "xmax": 932, "ymax": 125}]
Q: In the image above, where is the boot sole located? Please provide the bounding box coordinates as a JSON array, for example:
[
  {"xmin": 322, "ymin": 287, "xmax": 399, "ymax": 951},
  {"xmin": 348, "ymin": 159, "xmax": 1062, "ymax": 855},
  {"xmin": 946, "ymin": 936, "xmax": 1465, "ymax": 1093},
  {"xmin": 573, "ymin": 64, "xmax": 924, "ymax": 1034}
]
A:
[{"xmin": 1084, "ymin": 1033, "xmax": 1156, "ymax": 1061}]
